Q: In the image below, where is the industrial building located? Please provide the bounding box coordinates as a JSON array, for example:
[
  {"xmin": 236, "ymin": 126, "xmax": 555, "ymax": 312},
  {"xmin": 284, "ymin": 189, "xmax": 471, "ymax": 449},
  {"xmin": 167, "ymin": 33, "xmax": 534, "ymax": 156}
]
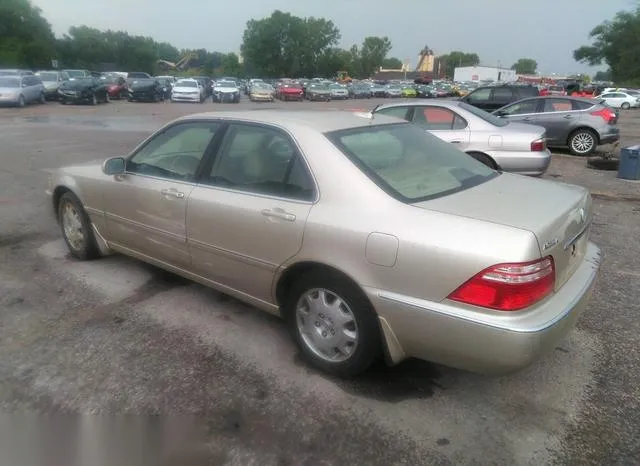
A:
[{"xmin": 453, "ymin": 66, "xmax": 517, "ymax": 83}]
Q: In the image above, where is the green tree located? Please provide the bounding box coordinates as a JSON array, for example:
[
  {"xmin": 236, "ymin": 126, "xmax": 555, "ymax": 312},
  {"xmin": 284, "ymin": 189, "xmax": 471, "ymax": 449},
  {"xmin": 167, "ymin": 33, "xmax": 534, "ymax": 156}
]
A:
[
  {"xmin": 0, "ymin": 0, "xmax": 55, "ymax": 68},
  {"xmin": 593, "ymin": 69, "xmax": 613, "ymax": 81},
  {"xmin": 357, "ymin": 36, "xmax": 392, "ymax": 77},
  {"xmin": 574, "ymin": 7, "xmax": 640, "ymax": 84},
  {"xmin": 437, "ymin": 51, "xmax": 480, "ymax": 78},
  {"xmin": 382, "ymin": 57, "xmax": 403, "ymax": 69},
  {"xmin": 241, "ymin": 10, "xmax": 340, "ymax": 77},
  {"xmin": 219, "ymin": 53, "xmax": 243, "ymax": 77},
  {"xmin": 511, "ymin": 58, "xmax": 538, "ymax": 74}
]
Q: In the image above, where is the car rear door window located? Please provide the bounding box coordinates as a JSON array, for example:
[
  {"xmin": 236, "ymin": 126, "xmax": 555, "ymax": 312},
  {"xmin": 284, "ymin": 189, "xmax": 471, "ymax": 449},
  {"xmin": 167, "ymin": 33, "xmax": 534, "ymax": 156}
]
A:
[
  {"xmin": 542, "ymin": 99, "xmax": 573, "ymax": 112},
  {"xmin": 500, "ymin": 99, "xmax": 538, "ymax": 115},
  {"xmin": 206, "ymin": 124, "xmax": 314, "ymax": 201},
  {"xmin": 127, "ymin": 122, "xmax": 220, "ymax": 181},
  {"xmin": 412, "ymin": 106, "xmax": 467, "ymax": 130},
  {"xmin": 491, "ymin": 88, "xmax": 514, "ymax": 103},
  {"xmin": 376, "ymin": 106, "xmax": 411, "ymax": 121}
]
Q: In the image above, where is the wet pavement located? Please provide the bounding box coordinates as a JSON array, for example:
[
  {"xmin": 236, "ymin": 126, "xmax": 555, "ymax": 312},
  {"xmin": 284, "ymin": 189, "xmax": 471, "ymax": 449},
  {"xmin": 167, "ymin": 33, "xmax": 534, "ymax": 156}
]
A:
[{"xmin": 0, "ymin": 99, "xmax": 639, "ymax": 465}]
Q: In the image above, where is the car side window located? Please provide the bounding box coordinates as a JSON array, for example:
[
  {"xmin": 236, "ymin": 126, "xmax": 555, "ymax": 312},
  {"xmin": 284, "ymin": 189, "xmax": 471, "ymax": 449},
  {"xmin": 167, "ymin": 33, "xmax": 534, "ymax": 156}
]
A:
[
  {"xmin": 376, "ymin": 106, "xmax": 410, "ymax": 120},
  {"xmin": 127, "ymin": 122, "xmax": 220, "ymax": 181},
  {"xmin": 491, "ymin": 88, "xmax": 513, "ymax": 101},
  {"xmin": 542, "ymin": 99, "xmax": 573, "ymax": 112},
  {"xmin": 467, "ymin": 88, "xmax": 491, "ymax": 102},
  {"xmin": 206, "ymin": 124, "xmax": 314, "ymax": 201},
  {"xmin": 501, "ymin": 100, "xmax": 538, "ymax": 115},
  {"xmin": 572, "ymin": 100, "xmax": 595, "ymax": 110},
  {"xmin": 412, "ymin": 106, "xmax": 467, "ymax": 130}
]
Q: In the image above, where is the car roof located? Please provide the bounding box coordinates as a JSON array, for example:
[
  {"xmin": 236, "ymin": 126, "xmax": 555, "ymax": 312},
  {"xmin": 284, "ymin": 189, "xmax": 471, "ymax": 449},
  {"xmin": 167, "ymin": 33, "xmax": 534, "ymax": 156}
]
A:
[{"xmin": 179, "ymin": 110, "xmax": 404, "ymax": 132}]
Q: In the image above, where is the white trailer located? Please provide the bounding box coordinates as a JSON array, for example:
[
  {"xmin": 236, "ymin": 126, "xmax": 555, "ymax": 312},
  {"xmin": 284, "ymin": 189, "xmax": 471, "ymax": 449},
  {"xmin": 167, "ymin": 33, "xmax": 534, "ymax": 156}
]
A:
[{"xmin": 453, "ymin": 66, "xmax": 517, "ymax": 83}]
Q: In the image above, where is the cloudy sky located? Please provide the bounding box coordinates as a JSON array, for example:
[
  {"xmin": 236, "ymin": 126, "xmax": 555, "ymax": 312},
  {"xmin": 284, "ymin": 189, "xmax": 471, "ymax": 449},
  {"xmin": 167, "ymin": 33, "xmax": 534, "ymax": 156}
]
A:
[{"xmin": 32, "ymin": 0, "xmax": 633, "ymax": 74}]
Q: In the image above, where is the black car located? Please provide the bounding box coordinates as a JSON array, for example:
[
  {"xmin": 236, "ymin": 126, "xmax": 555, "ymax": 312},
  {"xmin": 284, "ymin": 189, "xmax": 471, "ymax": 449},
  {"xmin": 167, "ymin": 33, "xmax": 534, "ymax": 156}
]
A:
[
  {"xmin": 58, "ymin": 77, "xmax": 109, "ymax": 105},
  {"xmin": 460, "ymin": 84, "xmax": 540, "ymax": 111},
  {"xmin": 128, "ymin": 79, "xmax": 165, "ymax": 102},
  {"xmin": 416, "ymin": 85, "xmax": 435, "ymax": 98},
  {"xmin": 155, "ymin": 77, "xmax": 174, "ymax": 100}
]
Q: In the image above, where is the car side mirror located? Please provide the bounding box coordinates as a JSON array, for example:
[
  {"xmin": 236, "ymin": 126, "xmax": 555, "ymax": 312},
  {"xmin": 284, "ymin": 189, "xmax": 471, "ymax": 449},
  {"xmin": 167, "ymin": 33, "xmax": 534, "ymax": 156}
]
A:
[{"xmin": 102, "ymin": 157, "xmax": 126, "ymax": 175}]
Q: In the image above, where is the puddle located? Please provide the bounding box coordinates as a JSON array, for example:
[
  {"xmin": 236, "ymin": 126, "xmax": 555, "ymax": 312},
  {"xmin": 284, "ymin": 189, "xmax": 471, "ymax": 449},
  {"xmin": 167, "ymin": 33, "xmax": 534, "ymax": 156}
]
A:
[{"xmin": 294, "ymin": 354, "xmax": 443, "ymax": 402}]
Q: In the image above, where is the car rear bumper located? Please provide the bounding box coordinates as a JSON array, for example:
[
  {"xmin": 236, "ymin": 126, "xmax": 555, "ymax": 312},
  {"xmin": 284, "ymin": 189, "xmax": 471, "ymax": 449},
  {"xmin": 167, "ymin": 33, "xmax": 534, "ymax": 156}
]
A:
[
  {"xmin": 487, "ymin": 149, "xmax": 551, "ymax": 176},
  {"xmin": 598, "ymin": 127, "xmax": 621, "ymax": 145},
  {"xmin": 171, "ymin": 94, "xmax": 200, "ymax": 102},
  {"xmin": 366, "ymin": 241, "xmax": 601, "ymax": 374},
  {"xmin": 250, "ymin": 94, "xmax": 273, "ymax": 101}
]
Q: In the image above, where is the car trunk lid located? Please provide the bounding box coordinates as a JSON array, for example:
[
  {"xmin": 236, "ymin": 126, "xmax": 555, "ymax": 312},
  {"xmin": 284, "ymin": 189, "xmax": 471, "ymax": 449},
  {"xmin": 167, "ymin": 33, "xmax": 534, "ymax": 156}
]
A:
[{"xmin": 413, "ymin": 173, "xmax": 592, "ymax": 290}]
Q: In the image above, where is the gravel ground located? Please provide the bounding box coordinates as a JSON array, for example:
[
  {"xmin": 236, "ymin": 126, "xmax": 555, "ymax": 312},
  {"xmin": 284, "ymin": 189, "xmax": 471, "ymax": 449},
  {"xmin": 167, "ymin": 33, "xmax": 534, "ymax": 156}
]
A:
[{"xmin": 0, "ymin": 98, "xmax": 638, "ymax": 466}]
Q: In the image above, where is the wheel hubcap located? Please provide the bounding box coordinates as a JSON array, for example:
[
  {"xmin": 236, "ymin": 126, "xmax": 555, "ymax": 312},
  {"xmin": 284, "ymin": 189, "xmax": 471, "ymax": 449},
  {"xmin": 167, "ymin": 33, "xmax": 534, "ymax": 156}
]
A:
[
  {"xmin": 61, "ymin": 202, "xmax": 85, "ymax": 251},
  {"xmin": 296, "ymin": 288, "xmax": 358, "ymax": 363},
  {"xmin": 572, "ymin": 133, "xmax": 594, "ymax": 153}
]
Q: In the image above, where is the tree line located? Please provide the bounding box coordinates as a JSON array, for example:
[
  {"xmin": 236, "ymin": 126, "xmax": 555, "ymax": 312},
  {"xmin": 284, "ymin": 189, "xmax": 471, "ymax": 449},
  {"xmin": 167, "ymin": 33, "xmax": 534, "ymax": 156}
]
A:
[{"xmin": 8, "ymin": 0, "xmax": 631, "ymax": 81}]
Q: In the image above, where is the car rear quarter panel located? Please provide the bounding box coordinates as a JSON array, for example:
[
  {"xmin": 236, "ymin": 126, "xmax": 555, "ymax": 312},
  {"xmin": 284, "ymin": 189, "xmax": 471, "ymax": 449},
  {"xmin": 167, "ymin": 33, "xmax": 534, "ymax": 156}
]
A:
[{"xmin": 279, "ymin": 126, "xmax": 541, "ymax": 304}]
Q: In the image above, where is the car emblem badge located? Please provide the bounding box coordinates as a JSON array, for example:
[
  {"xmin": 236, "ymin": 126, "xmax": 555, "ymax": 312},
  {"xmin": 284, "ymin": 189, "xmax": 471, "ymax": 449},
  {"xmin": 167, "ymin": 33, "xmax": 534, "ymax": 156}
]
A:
[{"xmin": 543, "ymin": 237, "xmax": 559, "ymax": 250}]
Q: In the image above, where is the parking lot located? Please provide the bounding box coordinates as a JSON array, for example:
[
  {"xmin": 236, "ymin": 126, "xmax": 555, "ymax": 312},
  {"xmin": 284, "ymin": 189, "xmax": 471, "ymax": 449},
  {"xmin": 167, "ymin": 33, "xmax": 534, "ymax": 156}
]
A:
[{"xmin": 1, "ymin": 98, "xmax": 639, "ymax": 465}]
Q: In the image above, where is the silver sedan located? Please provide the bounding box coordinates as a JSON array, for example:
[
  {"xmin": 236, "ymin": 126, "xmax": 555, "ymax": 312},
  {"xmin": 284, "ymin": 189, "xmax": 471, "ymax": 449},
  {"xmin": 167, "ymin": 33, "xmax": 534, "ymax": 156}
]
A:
[
  {"xmin": 47, "ymin": 111, "xmax": 599, "ymax": 377},
  {"xmin": 373, "ymin": 100, "xmax": 552, "ymax": 175}
]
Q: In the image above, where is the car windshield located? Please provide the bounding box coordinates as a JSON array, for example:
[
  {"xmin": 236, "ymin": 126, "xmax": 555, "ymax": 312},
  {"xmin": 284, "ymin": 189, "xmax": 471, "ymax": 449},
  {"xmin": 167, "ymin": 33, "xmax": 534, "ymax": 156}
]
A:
[
  {"xmin": 217, "ymin": 81, "xmax": 236, "ymax": 88},
  {"xmin": 327, "ymin": 123, "xmax": 497, "ymax": 203},
  {"xmin": 0, "ymin": 78, "xmax": 20, "ymax": 87},
  {"xmin": 458, "ymin": 102, "xmax": 509, "ymax": 127},
  {"xmin": 177, "ymin": 81, "xmax": 197, "ymax": 88},
  {"xmin": 38, "ymin": 72, "xmax": 58, "ymax": 82},
  {"xmin": 312, "ymin": 84, "xmax": 329, "ymax": 90}
]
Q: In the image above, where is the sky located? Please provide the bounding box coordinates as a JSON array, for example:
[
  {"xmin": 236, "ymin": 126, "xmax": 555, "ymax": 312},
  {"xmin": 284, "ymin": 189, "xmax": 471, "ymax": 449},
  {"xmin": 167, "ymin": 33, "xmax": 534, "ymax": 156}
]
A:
[{"xmin": 32, "ymin": 0, "xmax": 636, "ymax": 75}]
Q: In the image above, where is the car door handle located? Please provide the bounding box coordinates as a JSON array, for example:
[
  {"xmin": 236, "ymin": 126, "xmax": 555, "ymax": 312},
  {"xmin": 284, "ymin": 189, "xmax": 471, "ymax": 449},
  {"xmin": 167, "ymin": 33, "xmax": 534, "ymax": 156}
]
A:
[
  {"xmin": 450, "ymin": 139, "xmax": 463, "ymax": 144},
  {"xmin": 522, "ymin": 117, "xmax": 533, "ymax": 121},
  {"xmin": 160, "ymin": 188, "xmax": 185, "ymax": 199},
  {"xmin": 564, "ymin": 115, "xmax": 573, "ymax": 119},
  {"xmin": 261, "ymin": 208, "xmax": 296, "ymax": 222}
]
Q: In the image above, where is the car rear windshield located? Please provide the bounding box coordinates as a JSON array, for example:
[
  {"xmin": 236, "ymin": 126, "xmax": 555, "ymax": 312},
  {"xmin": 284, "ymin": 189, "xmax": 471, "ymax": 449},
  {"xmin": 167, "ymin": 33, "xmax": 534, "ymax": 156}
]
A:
[
  {"xmin": 458, "ymin": 102, "xmax": 509, "ymax": 127},
  {"xmin": 326, "ymin": 123, "xmax": 497, "ymax": 203}
]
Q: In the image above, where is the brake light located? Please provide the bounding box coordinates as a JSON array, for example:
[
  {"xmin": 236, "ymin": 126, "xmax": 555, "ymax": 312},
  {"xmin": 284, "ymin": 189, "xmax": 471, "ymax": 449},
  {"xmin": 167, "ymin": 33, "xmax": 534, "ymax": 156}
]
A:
[
  {"xmin": 591, "ymin": 108, "xmax": 616, "ymax": 123},
  {"xmin": 448, "ymin": 257, "xmax": 555, "ymax": 311},
  {"xmin": 530, "ymin": 138, "xmax": 546, "ymax": 151}
]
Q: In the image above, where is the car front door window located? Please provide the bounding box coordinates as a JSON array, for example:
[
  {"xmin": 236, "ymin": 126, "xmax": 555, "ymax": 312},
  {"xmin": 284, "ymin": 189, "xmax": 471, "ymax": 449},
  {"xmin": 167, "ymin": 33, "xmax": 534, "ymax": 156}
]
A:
[{"xmin": 127, "ymin": 122, "xmax": 220, "ymax": 181}]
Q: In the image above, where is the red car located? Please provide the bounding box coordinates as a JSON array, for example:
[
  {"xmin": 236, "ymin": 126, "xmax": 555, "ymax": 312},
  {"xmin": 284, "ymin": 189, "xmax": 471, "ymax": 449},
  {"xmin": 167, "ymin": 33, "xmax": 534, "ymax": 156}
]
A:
[
  {"xmin": 103, "ymin": 76, "xmax": 127, "ymax": 99},
  {"xmin": 278, "ymin": 83, "xmax": 304, "ymax": 101}
]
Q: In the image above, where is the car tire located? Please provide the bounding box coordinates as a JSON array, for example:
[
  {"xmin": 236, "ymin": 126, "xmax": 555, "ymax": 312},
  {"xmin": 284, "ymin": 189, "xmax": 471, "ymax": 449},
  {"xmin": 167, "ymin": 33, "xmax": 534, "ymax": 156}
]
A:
[
  {"xmin": 621, "ymin": 102, "xmax": 631, "ymax": 110},
  {"xmin": 285, "ymin": 270, "xmax": 381, "ymax": 377},
  {"xmin": 58, "ymin": 192, "xmax": 100, "ymax": 261},
  {"xmin": 568, "ymin": 129, "xmax": 597, "ymax": 156},
  {"xmin": 18, "ymin": 95, "xmax": 25, "ymax": 108},
  {"xmin": 39, "ymin": 92, "xmax": 46, "ymax": 104},
  {"xmin": 104, "ymin": 93, "xmax": 110, "ymax": 103},
  {"xmin": 468, "ymin": 151, "xmax": 498, "ymax": 169},
  {"xmin": 91, "ymin": 94, "xmax": 98, "ymax": 106}
]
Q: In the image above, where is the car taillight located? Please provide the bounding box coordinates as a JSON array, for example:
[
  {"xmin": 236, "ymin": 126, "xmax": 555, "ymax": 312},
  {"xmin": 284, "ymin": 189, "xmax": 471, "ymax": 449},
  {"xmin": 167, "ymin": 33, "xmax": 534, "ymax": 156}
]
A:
[
  {"xmin": 591, "ymin": 108, "xmax": 616, "ymax": 123},
  {"xmin": 530, "ymin": 138, "xmax": 546, "ymax": 151},
  {"xmin": 448, "ymin": 257, "xmax": 555, "ymax": 311}
]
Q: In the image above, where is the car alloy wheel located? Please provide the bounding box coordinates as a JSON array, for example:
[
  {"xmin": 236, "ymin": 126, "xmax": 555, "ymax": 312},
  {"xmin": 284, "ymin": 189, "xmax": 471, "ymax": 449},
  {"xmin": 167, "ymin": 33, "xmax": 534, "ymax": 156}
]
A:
[
  {"xmin": 287, "ymin": 271, "xmax": 381, "ymax": 376},
  {"xmin": 621, "ymin": 102, "xmax": 631, "ymax": 110},
  {"xmin": 91, "ymin": 94, "xmax": 97, "ymax": 105},
  {"xmin": 58, "ymin": 192, "xmax": 100, "ymax": 260},
  {"xmin": 296, "ymin": 288, "xmax": 359, "ymax": 363},
  {"xmin": 104, "ymin": 93, "xmax": 110, "ymax": 103},
  {"xmin": 569, "ymin": 129, "xmax": 597, "ymax": 156}
]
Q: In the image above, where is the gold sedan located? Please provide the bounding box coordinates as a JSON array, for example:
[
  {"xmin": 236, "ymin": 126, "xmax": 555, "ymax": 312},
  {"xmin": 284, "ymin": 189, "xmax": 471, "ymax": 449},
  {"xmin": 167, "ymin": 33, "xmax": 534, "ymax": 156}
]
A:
[{"xmin": 48, "ymin": 111, "xmax": 600, "ymax": 377}]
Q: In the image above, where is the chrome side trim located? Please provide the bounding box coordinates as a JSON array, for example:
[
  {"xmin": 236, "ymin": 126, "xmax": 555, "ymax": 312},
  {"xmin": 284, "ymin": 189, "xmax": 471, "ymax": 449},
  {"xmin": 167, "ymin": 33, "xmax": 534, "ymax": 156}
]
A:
[
  {"xmin": 188, "ymin": 238, "xmax": 277, "ymax": 271},
  {"xmin": 105, "ymin": 212, "xmax": 185, "ymax": 242},
  {"xmin": 109, "ymin": 242, "xmax": 280, "ymax": 315}
]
